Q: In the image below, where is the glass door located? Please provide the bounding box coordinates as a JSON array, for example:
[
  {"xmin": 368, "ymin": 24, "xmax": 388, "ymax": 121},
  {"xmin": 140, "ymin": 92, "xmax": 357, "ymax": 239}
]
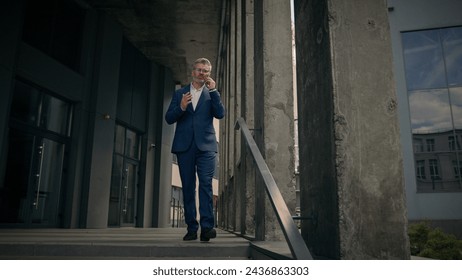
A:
[
  {"xmin": 1, "ymin": 131, "xmax": 65, "ymax": 226},
  {"xmin": 108, "ymin": 125, "xmax": 140, "ymax": 227},
  {"xmin": 0, "ymin": 129, "xmax": 34, "ymax": 224},
  {"xmin": 30, "ymin": 137, "xmax": 65, "ymax": 225},
  {"xmin": 0, "ymin": 79, "xmax": 72, "ymax": 227}
]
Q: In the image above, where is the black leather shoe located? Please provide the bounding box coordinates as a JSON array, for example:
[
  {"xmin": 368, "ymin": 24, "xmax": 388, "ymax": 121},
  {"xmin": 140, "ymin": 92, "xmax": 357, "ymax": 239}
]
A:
[
  {"xmin": 200, "ymin": 228, "xmax": 217, "ymax": 242},
  {"xmin": 183, "ymin": 231, "xmax": 197, "ymax": 241}
]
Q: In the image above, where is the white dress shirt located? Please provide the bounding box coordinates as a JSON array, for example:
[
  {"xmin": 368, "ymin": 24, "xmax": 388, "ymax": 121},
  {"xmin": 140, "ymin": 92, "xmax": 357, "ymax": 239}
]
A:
[{"xmin": 190, "ymin": 83, "xmax": 204, "ymax": 110}]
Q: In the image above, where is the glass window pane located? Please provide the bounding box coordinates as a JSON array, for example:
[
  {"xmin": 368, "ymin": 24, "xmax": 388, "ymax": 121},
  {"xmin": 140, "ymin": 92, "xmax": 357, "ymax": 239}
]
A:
[
  {"xmin": 11, "ymin": 80, "xmax": 41, "ymax": 126},
  {"xmin": 114, "ymin": 125, "xmax": 125, "ymax": 155},
  {"xmin": 125, "ymin": 129, "xmax": 140, "ymax": 159},
  {"xmin": 413, "ymin": 138, "xmax": 423, "ymax": 152},
  {"xmin": 22, "ymin": 0, "xmax": 85, "ymax": 72},
  {"xmin": 402, "ymin": 30, "xmax": 446, "ymax": 90},
  {"xmin": 121, "ymin": 162, "xmax": 137, "ymax": 224},
  {"xmin": 429, "ymin": 159, "xmax": 441, "ymax": 180},
  {"xmin": 404, "ymin": 27, "xmax": 462, "ymax": 192},
  {"xmin": 32, "ymin": 139, "xmax": 65, "ymax": 224},
  {"xmin": 426, "ymin": 139, "xmax": 435, "ymax": 151},
  {"xmin": 109, "ymin": 124, "xmax": 141, "ymax": 227},
  {"xmin": 416, "ymin": 160, "xmax": 426, "ymax": 179},
  {"xmin": 408, "ymin": 89, "xmax": 452, "ymax": 133},
  {"xmin": 108, "ymin": 155, "xmax": 123, "ymax": 227},
  {"xmin": 50, "ymin": 0, "xmax": 85, "ymax": 71},
  {"xmin": 22, "ymin": 0, "xmax": 54, "ymax": 56},
  {"xmin": 450, "ymin": 87, "xmax": 462, "ymax": 129},
  {"xmin": 441, "ymin": 27, "xmax": 462, "ymax": 87},
  {"xmin": 453, "ymin": 160, "xmax": 462, "ymax": 178},
  {"xmin": 0, "ymin": 129, "xmax": 34, "ymax": 223},
  {"xmin": 40, "ymin": 95, "xmax": 71, "ymax": 135}
]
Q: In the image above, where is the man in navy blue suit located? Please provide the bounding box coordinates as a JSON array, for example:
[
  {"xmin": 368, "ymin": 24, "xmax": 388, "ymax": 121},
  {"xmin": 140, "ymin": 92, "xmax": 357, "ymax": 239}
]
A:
[{"xmin": 165, "ymin": 58, "xmax": 225, "ymax": 241}]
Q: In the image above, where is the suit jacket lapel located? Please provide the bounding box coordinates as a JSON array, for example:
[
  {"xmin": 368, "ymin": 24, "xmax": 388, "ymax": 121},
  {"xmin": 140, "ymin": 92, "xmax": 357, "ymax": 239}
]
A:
[
  {"xmin": 195, "ymin": 88, "xmax": 208, "ymax": 111},
  {"xmin": 184, "ymin": 84, "xmax": 194, "ymax": 113}
]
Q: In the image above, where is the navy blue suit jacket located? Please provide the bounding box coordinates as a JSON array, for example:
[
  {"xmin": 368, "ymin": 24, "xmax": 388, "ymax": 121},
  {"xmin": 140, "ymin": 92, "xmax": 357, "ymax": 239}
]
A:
[{"xmin": 165, "ymin": 84, "xmax": 225, "ymax": 153}]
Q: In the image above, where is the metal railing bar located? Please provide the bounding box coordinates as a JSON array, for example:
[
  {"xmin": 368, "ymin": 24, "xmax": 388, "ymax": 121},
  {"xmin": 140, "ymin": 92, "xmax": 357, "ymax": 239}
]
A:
[{"xmin": 235, "ymin": 117, "xmax": 313, "ymax": 260}]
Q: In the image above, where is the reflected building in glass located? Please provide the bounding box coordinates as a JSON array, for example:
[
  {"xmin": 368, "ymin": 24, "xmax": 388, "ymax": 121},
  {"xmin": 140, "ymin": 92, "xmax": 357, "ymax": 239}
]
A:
[{"xmin": 403, "ymin": 26, "xmax": 462, "ymax": 193}]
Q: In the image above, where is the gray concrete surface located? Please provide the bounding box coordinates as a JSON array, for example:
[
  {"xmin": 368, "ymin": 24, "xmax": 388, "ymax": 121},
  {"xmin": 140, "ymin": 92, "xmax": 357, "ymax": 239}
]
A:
[{"xmin": 0, "ymin": 228, "xmax": 250, "ymax": 259}]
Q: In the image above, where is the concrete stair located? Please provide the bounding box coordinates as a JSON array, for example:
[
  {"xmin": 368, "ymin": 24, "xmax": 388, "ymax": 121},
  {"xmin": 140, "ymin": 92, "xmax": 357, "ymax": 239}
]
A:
[{"xmin": 0, "ymin": 228, "xmax": 253, "ymax": 259}]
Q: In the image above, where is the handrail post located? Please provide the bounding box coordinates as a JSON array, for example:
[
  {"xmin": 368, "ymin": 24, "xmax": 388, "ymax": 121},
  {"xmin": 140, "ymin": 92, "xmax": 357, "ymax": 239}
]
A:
[{"xmin": 235, "ymin": 117, "xmax": 313, "ymax": 260}]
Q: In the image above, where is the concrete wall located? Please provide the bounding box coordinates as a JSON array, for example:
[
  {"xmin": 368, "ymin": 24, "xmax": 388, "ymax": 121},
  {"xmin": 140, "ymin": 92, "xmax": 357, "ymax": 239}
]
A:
[{"xmin": 295, "ymin": 0, "xmax": 409, "ymax": 259}]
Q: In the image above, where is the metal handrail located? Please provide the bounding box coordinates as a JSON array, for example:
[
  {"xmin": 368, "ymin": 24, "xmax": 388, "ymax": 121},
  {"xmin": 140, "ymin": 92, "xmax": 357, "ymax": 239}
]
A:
[{"xmin": 235, "ymin": 117, "xmax": 313, "ymax": 260}]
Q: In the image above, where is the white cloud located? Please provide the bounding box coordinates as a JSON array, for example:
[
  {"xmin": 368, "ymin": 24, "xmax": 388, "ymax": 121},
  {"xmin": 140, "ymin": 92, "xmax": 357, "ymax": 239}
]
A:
[{"xmin": 409, "ymin": 89, "xmax": 452, "ymax": 132}]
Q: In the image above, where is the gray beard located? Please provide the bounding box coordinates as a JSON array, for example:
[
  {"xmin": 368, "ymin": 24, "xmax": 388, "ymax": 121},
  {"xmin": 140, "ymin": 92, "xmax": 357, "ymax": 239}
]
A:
[{"xmin": 193, "ymin": 77, "xmax": 205, "ymax": 84}]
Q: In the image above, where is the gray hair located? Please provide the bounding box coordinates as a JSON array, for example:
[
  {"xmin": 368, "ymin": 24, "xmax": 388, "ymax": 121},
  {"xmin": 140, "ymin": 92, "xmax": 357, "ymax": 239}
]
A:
[{"xmin": 193, "ymin": 58, "xmax": 212, "ymax": 70}]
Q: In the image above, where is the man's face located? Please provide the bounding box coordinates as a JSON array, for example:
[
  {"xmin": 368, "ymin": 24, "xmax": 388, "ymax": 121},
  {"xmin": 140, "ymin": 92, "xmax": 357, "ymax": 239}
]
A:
[{"xmin": 192, "ymin": 63, "xmax": 211, "ymax": 84}]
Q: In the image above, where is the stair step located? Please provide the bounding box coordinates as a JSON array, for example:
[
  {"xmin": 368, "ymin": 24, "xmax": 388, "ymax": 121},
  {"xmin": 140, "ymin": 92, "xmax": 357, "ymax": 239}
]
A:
[
  {"xmin": 0, "ymin": 243, "xmax": 250, "ymax": 259},
  {"xmin": 0, "ymin": 228, "xmax": 250, "ymax": 260}
]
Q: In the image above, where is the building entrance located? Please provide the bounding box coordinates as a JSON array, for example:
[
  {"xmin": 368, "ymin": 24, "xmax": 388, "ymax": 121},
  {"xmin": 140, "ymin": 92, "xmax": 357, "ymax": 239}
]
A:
[{"xmin": 0, "ymin": 79, "xmax": 72, "ymax": 227}]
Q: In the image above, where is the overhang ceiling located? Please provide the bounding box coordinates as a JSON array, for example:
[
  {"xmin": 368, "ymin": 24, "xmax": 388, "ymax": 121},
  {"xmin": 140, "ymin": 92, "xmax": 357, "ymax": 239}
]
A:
[{"xmin": 84, "ymin": 0, "xmax": 223, "ymax": 86}]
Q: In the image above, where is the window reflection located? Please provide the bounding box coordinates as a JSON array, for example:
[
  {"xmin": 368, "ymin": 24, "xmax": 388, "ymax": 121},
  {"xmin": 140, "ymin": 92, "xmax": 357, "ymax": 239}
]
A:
[
  {"xmin": 426, "ymin": 139, "xmax": 435, "ymax": 152},
  {"xmin": 413, "ymin": 138, "xmax": 424, "ymax": 152},
  {"xmin": 402, "ymin": 29, "xmax": 446, "ymax": 90},
  {"xmin": 453, "ymin": 160, "xmax": 462, "ymax": 178},
  {"xmin": 11, "ymin": 81, "xmax": 41, "ymax": 126},
  {"xmin": 408, "ymin": 89, "xmax": 451, "ymax": 132},
  {"xmin": 416, "ymin": 160, "xmax": 426, "ymax": 179},
  {"xmin": 11, "ymin": 79, "xmax": 72, "ymax": 136},
  {"xmin": 450, "ymin": 87, "xmax": 462, "ymax": 128},
  {"xmin": 403, "ymin": 26, "xmax": 462, "ymax": 193},
  {"xmin": 441, "ymin": 27, "xmax": 462, "ymax": 86},
  {"xmin": 41, "ymin": 95, "xmax": 71, "ymax": 135},
  {"xmin": 126, "ymin": 129, "xmax": 139, "ymax": 159}
]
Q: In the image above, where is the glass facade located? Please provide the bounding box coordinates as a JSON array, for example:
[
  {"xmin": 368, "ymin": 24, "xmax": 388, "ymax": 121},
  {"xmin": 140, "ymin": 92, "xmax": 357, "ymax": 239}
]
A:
[{"xmin": 403, "ymin": 26, "xmax": 462, "ymax": 192}]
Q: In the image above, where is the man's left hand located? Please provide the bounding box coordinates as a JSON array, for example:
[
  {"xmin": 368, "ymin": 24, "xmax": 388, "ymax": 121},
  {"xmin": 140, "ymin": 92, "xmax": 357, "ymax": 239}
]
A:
[{"xmin": 205, "ymin": 77, "xmax": 216, "ymax": 90}]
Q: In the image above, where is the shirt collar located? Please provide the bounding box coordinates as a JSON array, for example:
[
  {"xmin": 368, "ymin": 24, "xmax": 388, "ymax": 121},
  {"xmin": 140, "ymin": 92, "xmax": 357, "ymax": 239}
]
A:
[{"xmin": 191, "ymin": 82, "xmax": 205, "ymax": 92}]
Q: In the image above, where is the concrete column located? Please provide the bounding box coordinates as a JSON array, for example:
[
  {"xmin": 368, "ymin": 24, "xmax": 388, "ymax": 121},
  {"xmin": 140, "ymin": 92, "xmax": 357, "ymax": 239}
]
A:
[
  {"xmin": 254, "ymin": 0, "xmax": 297, "ymax": 240},
  {"xmin": 294, "ymin": 0, "xmax": 409, "ymax": 259},
  {"xmin": 232, "ymin": 0, "xmax": 244, "ymax": 233},
  {"xmin": 85, "ymin": 14, "xmax": 122, "ymax": 228},
  {"xmin": 0, "ymin": 0, "xmax": 23, "ymax": 186},
  {"xmin": 227, "ymin": 0, "xmax": 237, "ymax": 230},
  {"xmin": 142, "ymin": 62, "xmax": 161, "ymax": 227},
  {"xmin": 155, "ymin": 68, "xmax": 175, "ymax": 228},
  {"xmin": 219, "ymin": 0, "xmax": 231, "ymax": 230},
  {"xmin": 242, "ymin": 0, "xmax": 256, "ymax": 236}
]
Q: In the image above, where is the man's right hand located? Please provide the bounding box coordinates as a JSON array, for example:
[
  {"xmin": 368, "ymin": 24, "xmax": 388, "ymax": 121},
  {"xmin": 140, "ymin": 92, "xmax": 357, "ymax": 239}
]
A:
[{"xmin": 181, "ymin": 92, "xmax": 192, "ymax": 111}]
